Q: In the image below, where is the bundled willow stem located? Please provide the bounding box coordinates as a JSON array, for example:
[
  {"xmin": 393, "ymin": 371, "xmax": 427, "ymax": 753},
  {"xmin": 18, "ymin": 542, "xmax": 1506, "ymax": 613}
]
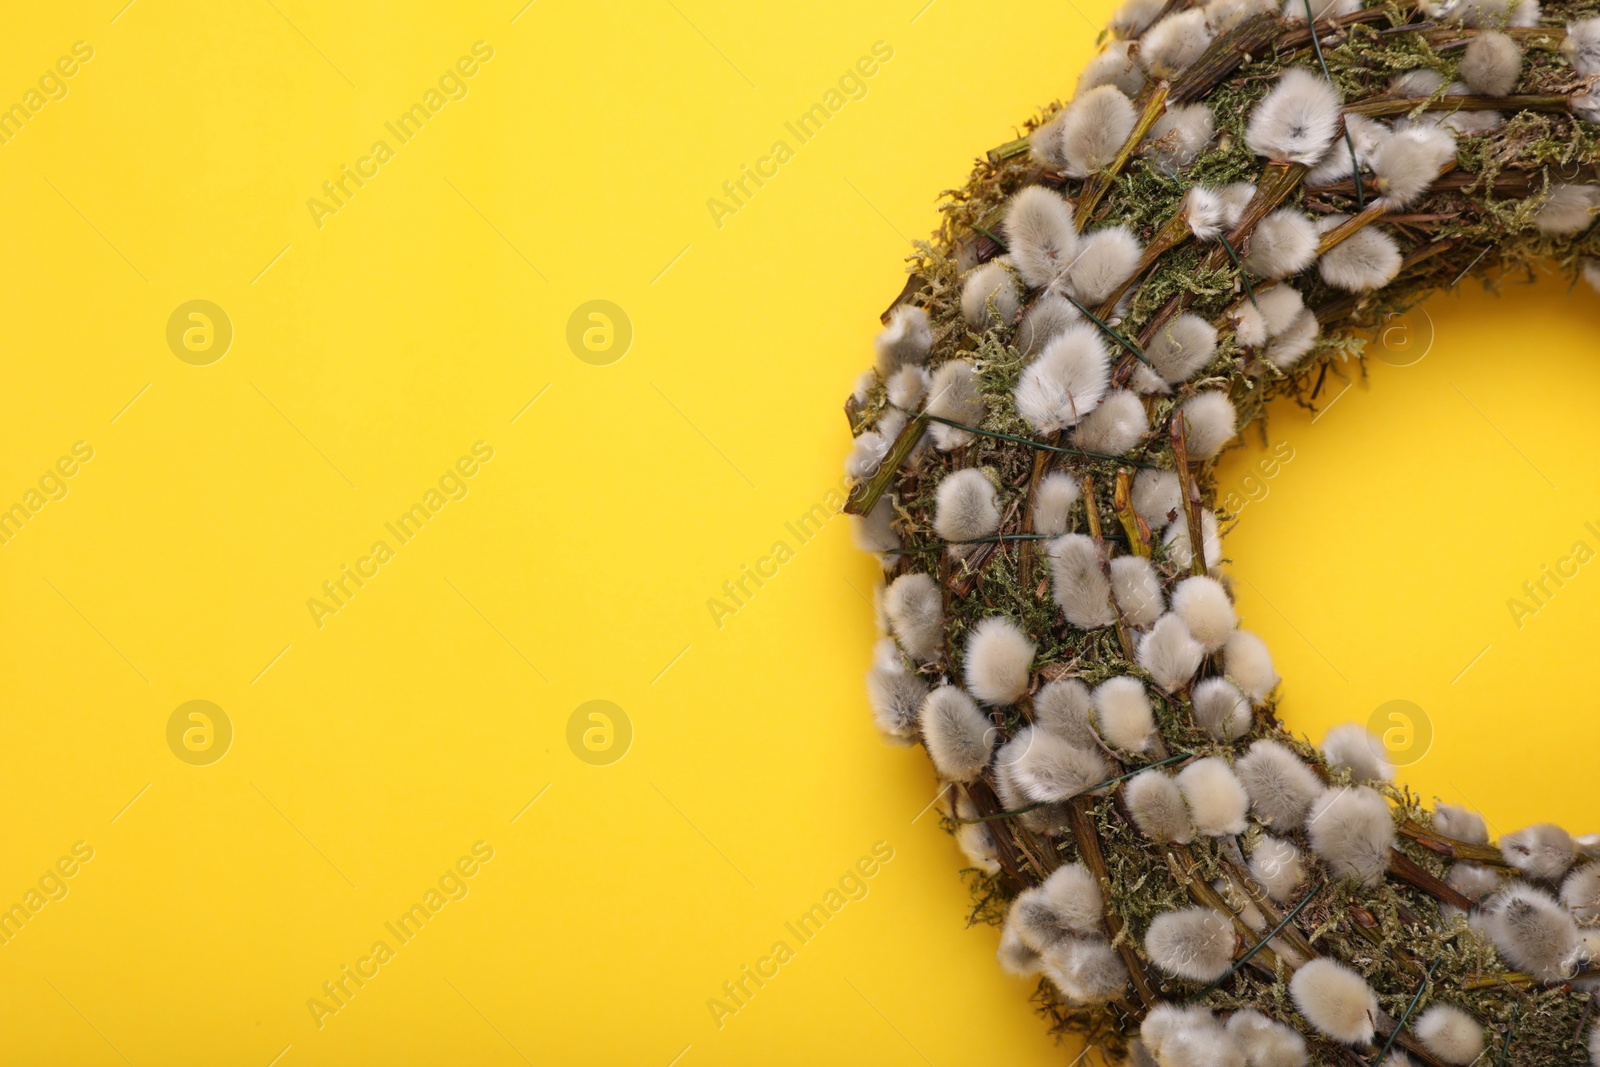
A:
[{"xmin": 847, "ymin": 1, "xmax": 1600, "ymax": 1063}]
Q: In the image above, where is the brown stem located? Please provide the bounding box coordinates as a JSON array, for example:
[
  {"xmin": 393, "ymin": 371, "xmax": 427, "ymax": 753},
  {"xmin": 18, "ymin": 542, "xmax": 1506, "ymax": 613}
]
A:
[
  {"xmin": 1020, "ymin": 432, "xmax": 1061, "ymax": 590},
  {"xmin": 986, "ymin": 135, "xmax": 1033, "ymax": 166},
  {"xmin": 844, "ymin": 414, "xmax": 926, "ymax": 516},
  {"xmin": 1170, "ymin": 414, "xmax": 1208, "ymax": 577},
  {"xmin": 1068, "ymin": 796, "xmax": 1160, "ymax": 1010},
  {"xmin": 1097, "ymin": 210, "xmax": 1194, "ymax": 320},
  {"xmin": 1170, "ymin": 14, "xmax": 1287, "ymax": 106},
  {"xmin": 1082, "ymin": 473, "xmax": 1136, "ymax": 661},
  {"xmin": 879, "ymin": 274, "xmax": 927, "ymax": 325},
  {"xmin": 1169, "ymin": 846, "xmax": 1283, "ymax": 976},
  {"xmin": 1113, "ymin": 469, "xmax": 1151, "ymax": 558},
  {"xmin": 1310, "ymin": 167, "xmax": 1600, "ymax": 197},
  {"xmin": 1344, "ymin": 93, "xmax": 1573, "ymax": 117},
  {"xmin": 1397, "ymin": 819, "xmax": 1515, "ymax": 868},
  {"xmin": 1077, "ymin": 84, "xmax": 1171, "ymax": 231},
  {"xmin": 1460, "ymin": 967, "xmax": 1600, "ymax": 991},
  {"xmin": 966, "ymin": 777, "xmax": 1041, "ymax": 889},
  {"xmin": 1387, "ymin": 848, "xmax": 1475, "ymax": 912},
  {"xmin": 1315, "ymin": 201, "xmax": 1387, "ymax": 256}
]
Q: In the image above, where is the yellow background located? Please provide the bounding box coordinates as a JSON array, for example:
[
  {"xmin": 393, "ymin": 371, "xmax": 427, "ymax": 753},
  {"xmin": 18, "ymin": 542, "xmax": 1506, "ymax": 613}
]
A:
[{"xmin": 0, "ymin": 1, "xmax": 1595, "ymax": 1064}]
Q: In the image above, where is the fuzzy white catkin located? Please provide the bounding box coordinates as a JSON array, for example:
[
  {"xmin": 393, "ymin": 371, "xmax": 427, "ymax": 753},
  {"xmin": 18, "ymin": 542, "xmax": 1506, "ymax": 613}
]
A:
[
  {"xmin": 1110, "ymin": 555, "xmax": 1165, "ymax": 627},
  {"xmin": 1413, "ymin": 1005, "xmax": 1484, "ymax": 1066},
  {"xmin": 961, "ymin": 260, "xmax": 1023, "ymax": 327},
  {"xmin": 1243, "ymin": 209, "xmax": 1320, "ymax": 279},
  {"xmin": 1147, "ymin": 313, "xmax": 1219, "ymax": 385},
  {"xmin": 1590, "ymin": 1025, "xmax": 1599, "ymax": 1067},
  {"xmin": 851, "ymin": 496, "xmax": 900, "ymax": 557},
  {"xmin": 1133, "ymin": 468, "xmax": 1182, "ymax": 528},
  {"xmin": 1226, "ymin": 1009, "xmax": 1308, "ymax": 1067},
  {"xmin": 1111, "ymin": 0, "xmax": 1165, "ymax": 36},
  {"xmin": 1017, "ymin": 293, "xmax": 1081, "ymax": 356},
  {"xmin": 1093, "ymin": 676, "xmax": 1157, "ymax": 752},
  {"xmin": 1307, "ymin": 785, "xmax": 1396, "ymax": 885},
  {"xmin": 1483, "ymin": 884, "xmax": 1580, "ymax": 982},
  {"xmin": 1536, "ymin": 183, "xmax": 1600, "ymax": 237},
  {"xmin": 1563, "ymin": 863, "xmax": 1600, "ymax": 921},
  {"xmin": 1250, "ymin": 836, "xmax": 1307, "ymax": 902},
  {"xmin": 926, "ymin": 360, "xmax": 986, "ymax": 450},
  {"xmin": 1462, "ymin": 31, "xmax": 1522, "ymax": 95},
  {"xmin": 1140, "ymin": 1003, "xmax": 1215, "ymax": 1054},
  {"xmin": 1210, "ymin": 0, "xmax": 1278, "ymax": 32},
  {"xmin": 1246, "ymin": 68, "xmax": 1344, "ymax": 165},
  {"xmin": 1447, "ymin": 862, "xmax": 1502, "ymax": 904},
  {"xmin": 1266, "ymin": 307, "xmax": 1320, "ymax": 369},
  {"xmin": 1140, "ymin": 9, "xmax": 1214, "ymax": 77},
  {"xmin": 1009, "ymin": 885, "xmax": 1070, "ymax": 951},
  {"xmin": 1500, "ymin": 823, "xmax": 1577, "ymax": 881},
  {"xmin": 1432, "ymin": 803, "xmax": 1489, "ymax": 843},
  {"xmin": 1139, "ymin": 613, "xmax": 1205, "ymax": 690},
  {"xmin": 997, "ymin": 921, "xmax": 1042, "ymax": 977},
  {"xmin": 1035, "ymin": 679, "xmax": 1100, "ymax": 748},
  {"xmin": 1039, "ymin": 85, "xmax": 1138, "ymax": 178},
  {"xmin": 1164, "ymin": 508, "xmax": 1224, "ymax": 572},
  {"xmin": 845, "ymin": 428, "xmax": 892, "ymax": 481},
  {"xmin": 884, "ymin": 572, "xmax": 942, "ymax": 662},
  {"xmin": 1006, "ymin": 186, "xmax": 1081, "ymax": 288},
  {"xmin": 1016, "ymin": 325, "xmax": 1112, "ymax": 433},
  {"xmin": 1321, "ymin": 723, "xmax": 1394, "ymax": 782},
  {"xmin": 1178, "ymin": 757, "xmax": 1251, "ymax": 835},
  {"xmin": 1191, "ymin": 677, "xmax": 1252, "ymax": 740},
  {"xmin": 964, "ymin": 617, "xmax": 1035, "ymax": 705},
  {"xmin": 1078, "ymin": 40, "xmax": 1148, "ymax": 98},
  {"xmin": 1126, "ymin": 770, "xmax": 1195, "ymax": 843},
  {"xmin": 1178, "ymin": 392, "xmax": 1238, "ymax": 461},
  {"xmin": 885, "ymin": 364, "xmax": 929, "ymax": 410},
  {"xmin": 1066, "ymin": 225, "xmax": 1144, "ymax": 305},
  {"xmin": 1041, "ymin": 938, "xmax": 1129, "ymax": 1003},
  {"xmin": 1184, "ymin": 186, "xmax": 1226, "ymax": 242},
  {"xmin": 1236, "ymin": 739, "xmax": 1323, "ymax": 828},
  {"xmin": 1290, "ymin": 958, "xmax": 1379, "ymax": 1044},
  {"xmin": 956, "ymin": 819, "xmax": 999, "ymax": 874},
  {"xmin": 1306, "ymin": 113, "xmax": 1388, "ymax": 186},
  {"xmin": 1286, "ymin": 0, "xmax": 1362, "ymax": 19},
  {"xmin": 874, "ymin": 305, "xmax": 933, "ymax": 375},
  {"xmin": 1370, "ymin": 126, "xmax": 1457, "ymax": 210},
  {"xmin": 1050, "ymin": 534, "xmax": 1118, "ymax": 628},
  {"xmin": 1172, "ymin": 575, "xmax": 1236, "ymax": 652},
  {"xmin": 1564, "ymin": 17, "xmax": 1600, "ymax": 76},
  {"xmin": 1256, "ymin": 284, "xmax": 1306, "ymax": 337},
  {"xmin": 1073, "ymin": 389, "xmax": 1148, "ymax": 455},
  {"xmin": 867, "ymin": 639, "xmax": 927, "ymax": 743},
  {"xmin": 919, "ymin": 686, "xmax": 995, "ymax": 782},
  {"xmin": 1034, "ymin": 471, "xmax": 1080, "ymax": 537},
  {"xmin": 1002, "ymin": 726, "xmax": 1113, "ymax": 803},
  {"xmin": 1044, "ymin": 862, "xmax": 1105, "ymax": 934},
  {"xmin": 1224, "ymin": 628, "xmax": 1278, "ymax": 703},
  {"xmin": 1143, "ymin": 103, "xmax": 1217, "ymax": 174},
  {"xmin": 1317, "ymin": 217, "xmax": 1404, "ymax": 292},
  {"xmin": 933, "ymin": 468, "xmax": 1001, "ymax": 543},
  {"xmin": 1145, "ymin": 907, "xmax": 1237, "ymax": 980}
]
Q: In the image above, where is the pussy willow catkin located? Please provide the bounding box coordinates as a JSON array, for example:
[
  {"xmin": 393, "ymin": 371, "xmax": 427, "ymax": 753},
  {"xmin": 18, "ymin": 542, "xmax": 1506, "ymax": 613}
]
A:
[{"xmin": 844, "ymin": 0, "xmax": 1600, "ymax": 1063}]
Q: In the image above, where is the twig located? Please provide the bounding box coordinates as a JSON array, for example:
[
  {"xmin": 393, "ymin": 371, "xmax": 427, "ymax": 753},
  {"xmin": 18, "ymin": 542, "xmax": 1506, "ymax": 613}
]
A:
[
  {"xmin": 1077, "ymin": 85, "xmax": 1171, "ymax": 229},
  {"xmin": 1068, "ymin": 796, "xmax": 1161, "ymax": 1010}
]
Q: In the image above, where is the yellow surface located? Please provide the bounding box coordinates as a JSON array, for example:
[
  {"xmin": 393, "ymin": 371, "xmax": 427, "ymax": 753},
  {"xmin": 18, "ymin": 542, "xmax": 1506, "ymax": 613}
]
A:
[{"xmin": 0, "ymin": 1, "xmax": 1594, "ymax": 1065}]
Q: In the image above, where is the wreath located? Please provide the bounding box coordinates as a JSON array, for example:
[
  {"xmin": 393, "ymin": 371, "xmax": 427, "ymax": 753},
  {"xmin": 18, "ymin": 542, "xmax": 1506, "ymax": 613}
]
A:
[{"xmin": 844, "ymin": 1, "xmax": 1600, "ymax": 1063}]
